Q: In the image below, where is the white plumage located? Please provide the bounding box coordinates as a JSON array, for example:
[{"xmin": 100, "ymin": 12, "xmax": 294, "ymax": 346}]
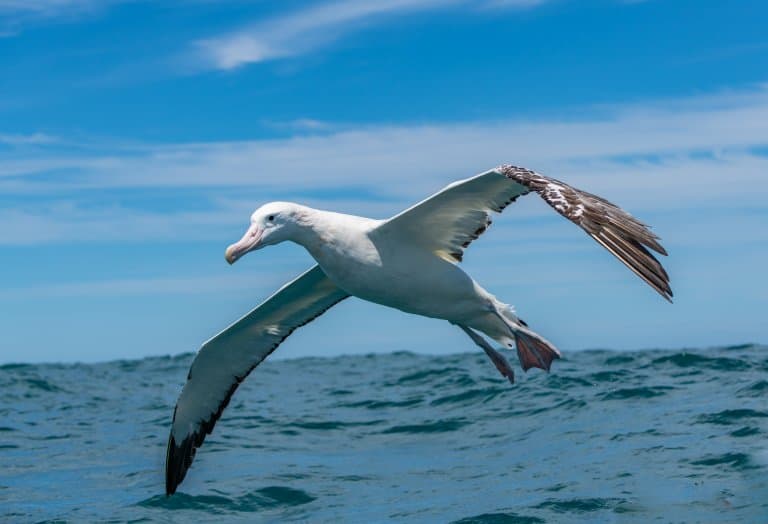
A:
[{"xmin": 165, "ymin": 165, "xmax": 672, "ymax": 494}]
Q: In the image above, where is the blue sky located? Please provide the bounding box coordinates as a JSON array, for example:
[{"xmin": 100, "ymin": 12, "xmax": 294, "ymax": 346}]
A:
[{"xmin": 1, "ymin": 0, "xmax": 766, "ymax": 363}]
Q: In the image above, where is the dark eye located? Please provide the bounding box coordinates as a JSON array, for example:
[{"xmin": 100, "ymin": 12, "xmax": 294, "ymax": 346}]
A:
[{"xmin": 268, "ymin": 215, "xmax": 275, "ymax": 222}]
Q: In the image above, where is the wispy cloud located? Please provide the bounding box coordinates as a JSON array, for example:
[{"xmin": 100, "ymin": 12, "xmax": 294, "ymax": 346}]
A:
[
  {"xmin": 1, "ymin": 84, "xmax": 767, "ymax": 245},
  {"xmin": 0, "ymin": 132, "xmax": 57, "ymax": 145},
  {"xmin": 265, "ymin": 118, "xmax": 335, "ymax": 132},
  {"xmin": 485, "ymin": 0, "xmax": 550, "ymax": 7},
  {"xmin": 0, "ymin": 273, "xmax": 274, "ymax": 300},
  {"xmin": 0, "ymin": 0, "xmax": 128, "ymax": 35},
  {"xmin": 4, "ymin": 84, "xmax": 768, "ymax": 190},
  {"xmin": 192, "ymin": 0, "xmax": 548, "ymax": 71},
  {"xmin": 0, "ymin": 0, "xmax": 123, "ymax": 14}
]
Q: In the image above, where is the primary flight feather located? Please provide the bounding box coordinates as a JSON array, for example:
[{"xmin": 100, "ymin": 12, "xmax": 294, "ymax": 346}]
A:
[{"xmin": 165, "ymin": 165, "xmax": 671, "ymax": 495}]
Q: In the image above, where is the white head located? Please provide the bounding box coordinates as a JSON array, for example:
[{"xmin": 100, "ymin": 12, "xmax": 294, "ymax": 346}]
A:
[{"xmin": 225, "ymin": 202, "xmax": 304, "ymax": 264}]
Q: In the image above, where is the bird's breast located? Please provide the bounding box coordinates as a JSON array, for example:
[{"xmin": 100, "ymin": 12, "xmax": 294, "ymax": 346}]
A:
[
  {"xmin": 313, "ymin": 237, "xmax": 383, "ymax": 295},
  {"xmin": 314, "ymin": 238, "xmax": 483, "ymax": 319}
]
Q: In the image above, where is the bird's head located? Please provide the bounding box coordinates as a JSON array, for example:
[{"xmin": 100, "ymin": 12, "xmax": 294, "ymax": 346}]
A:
[{"xmin": 225, "ymin": 202, "xmax": 302, "ymax": 264}]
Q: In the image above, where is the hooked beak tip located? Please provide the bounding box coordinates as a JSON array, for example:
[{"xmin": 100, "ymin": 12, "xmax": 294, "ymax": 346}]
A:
[
  {"xmin": 224, "ymin": 247, "xmax": 237, "ymax": 265},
  {"xmin": 225, "ymin": 225, "xmax": 262, "ymax": 265}
]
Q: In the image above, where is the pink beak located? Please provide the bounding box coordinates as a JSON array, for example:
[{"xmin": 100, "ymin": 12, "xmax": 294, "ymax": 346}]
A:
[{"xmin": 225, "ymin": 224, "xmax": 263, "ymax": 264}]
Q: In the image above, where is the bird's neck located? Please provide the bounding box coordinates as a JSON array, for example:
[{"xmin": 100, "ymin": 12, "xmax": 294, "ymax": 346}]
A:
[{"xmin": 289, "ymin": 206, "xmax": 345, "ymax": 257}]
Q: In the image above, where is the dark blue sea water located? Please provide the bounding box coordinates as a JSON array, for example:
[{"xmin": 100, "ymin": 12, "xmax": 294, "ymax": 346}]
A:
[{"xmin": 1, "ymin": 344, "xmax": 767, "ymax": 523}]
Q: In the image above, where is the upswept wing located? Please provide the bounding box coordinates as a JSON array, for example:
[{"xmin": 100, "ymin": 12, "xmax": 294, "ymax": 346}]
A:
[
  {"xmin": 381, "ymin": 165, "xmax": 672, "ymax": 301},
  {"xmin": 165, "ymin": 264, "xmax": 349, "ymax": 495}
]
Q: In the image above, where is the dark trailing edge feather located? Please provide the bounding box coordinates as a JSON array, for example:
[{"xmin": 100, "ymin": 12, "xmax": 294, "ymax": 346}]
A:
[
  {"xmin": 379, "ymin": 169, "xmax": 527, "ymax": 264},
  {"xmin": 498, "ymin": 165, "xmax": 672, "ymax": 301},
  {"xmin": 165, "ymin": 268, "xmax": 349, "ymax": 496},
  {"xmin": 451, "ymin": 220, "xmax": 493, "ymax": 262}
]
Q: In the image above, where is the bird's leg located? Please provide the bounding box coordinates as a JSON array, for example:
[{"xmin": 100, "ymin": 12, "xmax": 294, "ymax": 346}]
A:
[{"xmin": 455, "ymin": 324, "xmax": 515, "ymax": 384}]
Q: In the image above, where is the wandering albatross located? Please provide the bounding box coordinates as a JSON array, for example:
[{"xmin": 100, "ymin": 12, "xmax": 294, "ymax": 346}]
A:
[{"xmin": 165, "ymin": 165, "xmax": 672, "ymax": 495}]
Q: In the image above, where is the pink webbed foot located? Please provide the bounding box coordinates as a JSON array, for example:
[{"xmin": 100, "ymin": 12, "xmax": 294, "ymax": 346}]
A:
[{"xmin": 514, "ymin": 330, "xmax": 561, "ymax": 372}]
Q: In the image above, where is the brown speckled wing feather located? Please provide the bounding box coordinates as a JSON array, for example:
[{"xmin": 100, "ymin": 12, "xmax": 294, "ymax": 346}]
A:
[{"xmin": 498, "ymin": 165, "xmax": 672, "ymax": 301}]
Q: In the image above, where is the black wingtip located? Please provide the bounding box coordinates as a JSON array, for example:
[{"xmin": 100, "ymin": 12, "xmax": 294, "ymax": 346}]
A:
[
  {"xmin": 165, "ymin": 433, "xmax": 194, "ymax": 496},
  {"xmin": 165, "ymin": 434, "xmax": 179, "ymax": 496}
]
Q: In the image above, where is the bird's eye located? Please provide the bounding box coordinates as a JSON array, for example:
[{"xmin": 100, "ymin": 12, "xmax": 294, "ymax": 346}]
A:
[{"xmin": 268, "ymin": 215, "xmax": 275, "ymax": 222}]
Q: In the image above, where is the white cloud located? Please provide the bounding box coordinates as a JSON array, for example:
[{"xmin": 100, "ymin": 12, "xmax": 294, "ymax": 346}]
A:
[
  {"xmin": 266, "ymin": 118, "xmax": 334, "ymax": 131},
  {"xmin": 0, "ymin": 0, "xmax": 70, "ymax": 12},
  {"xmin": 0, "ymin": 0, "xmax": 130, "ymax": 35},
  {"xmin": 485, "ymin": 0, "xmax": 550, "ymax": 7},
  {"xmin": 3, "ymin": 84, "xmax": 768, "ymax": 188},
  {"xmin": 0, "ymin": 196, "xmax": 398, "ymax": 245},
  {"xmin": 0, "ymin": 0, "xmax": 116, "ymax": 14},
  {"xmin": 193, "ymin": 0, "xmax": 548, "ymax": 71},
  {"xmin": 0, "ymin": 273, "xmax": 272, "ymax": 299},
  {"xmin": 0, "ymin": 0, "xmax": 137, "ymax": 38},
  {"xmin": 1, "ymin": 84, "xmax": 767, "ymax": 245},
  {"xmin": 0, "ymin": 132, "xmax": 57, "ymax": 145}
]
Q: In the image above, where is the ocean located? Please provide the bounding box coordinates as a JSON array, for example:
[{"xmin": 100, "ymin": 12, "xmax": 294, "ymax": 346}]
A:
[{"xmin": 1, "ymin": 344, "xmax": 766, "ymax": 523}]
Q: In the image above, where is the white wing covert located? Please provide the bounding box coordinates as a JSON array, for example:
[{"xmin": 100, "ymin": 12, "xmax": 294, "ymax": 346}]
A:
[
  {"xmin": 165, "ymin": 264, "xmax": 348, "ymax": 495},
  {"xmin": 382, "ymin": 168, "xmax": 530, "ymax": 263}
]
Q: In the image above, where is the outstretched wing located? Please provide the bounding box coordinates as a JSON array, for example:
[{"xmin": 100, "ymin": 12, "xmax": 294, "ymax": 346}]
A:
[
  {"xmin": 165, "ymin": 265, "xmax": 349, "ymax": 495},
  {"xmin": 380, "ymin": 165, "xmax": 672, "ymax": 301}
]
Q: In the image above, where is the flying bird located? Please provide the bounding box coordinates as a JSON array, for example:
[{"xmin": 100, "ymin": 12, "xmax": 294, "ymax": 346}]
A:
[{"xmin": 165, "ymin": 165, "xmax": 672, "ymax": 495}]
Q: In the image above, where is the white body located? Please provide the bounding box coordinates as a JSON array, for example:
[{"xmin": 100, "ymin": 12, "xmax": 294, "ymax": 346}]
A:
[{"xmin": 296, "ymin": 209, "xmax": 511, "ymax": 342}]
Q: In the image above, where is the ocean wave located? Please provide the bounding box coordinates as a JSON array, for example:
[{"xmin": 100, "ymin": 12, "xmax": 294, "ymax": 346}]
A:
[{"xmin": 1, "ymin": 344, "xmax": 766, "ymax": 522}]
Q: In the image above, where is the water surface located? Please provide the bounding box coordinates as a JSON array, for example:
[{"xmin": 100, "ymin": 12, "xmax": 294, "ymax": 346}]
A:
[{"xmin": 1, "ymin": 345, "xmax": 767, "ymax": 522}]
